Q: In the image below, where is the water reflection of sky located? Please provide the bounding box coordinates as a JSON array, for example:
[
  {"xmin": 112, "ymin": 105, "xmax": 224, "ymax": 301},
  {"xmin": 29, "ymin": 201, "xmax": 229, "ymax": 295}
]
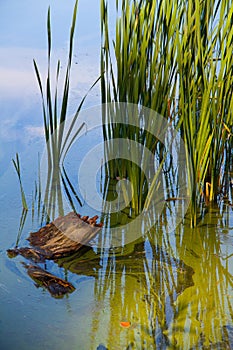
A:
[
  {"xmin": 1, "ymin": 4, "xmax": 233, "ymax": 349},
  {"xmin": 0, "ymin": 0, "xmax": 101, "ymax": 170},
  {"xmin": 0, "ymin": 0, "xmax": 99, "ymax": 153},
  {"xmin": 0, "ymin": 0, "xmax": 105, "ymax": 235}
]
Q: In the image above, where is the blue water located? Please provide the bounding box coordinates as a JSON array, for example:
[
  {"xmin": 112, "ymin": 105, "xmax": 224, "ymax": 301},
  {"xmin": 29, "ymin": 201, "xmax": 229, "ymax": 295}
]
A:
[
  {"xmin": 0, "ymin": 2, "xmax": 103, "ymax": 349},
  {"xmin": 1, "ymin": 2, "xmax": 233, "ymax": 350}
]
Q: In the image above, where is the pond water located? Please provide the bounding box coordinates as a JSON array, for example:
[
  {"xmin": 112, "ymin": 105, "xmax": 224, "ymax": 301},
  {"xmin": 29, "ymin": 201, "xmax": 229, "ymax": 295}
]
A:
[{"xmin": 1, "ymin": 1, "xmax": 233, "ymax": 350}]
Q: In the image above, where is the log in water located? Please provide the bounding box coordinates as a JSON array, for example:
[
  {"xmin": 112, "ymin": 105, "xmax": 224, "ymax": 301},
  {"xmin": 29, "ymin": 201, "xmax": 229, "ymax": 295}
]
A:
[{"xmin": 7, "ymin": 212, "xmax": 103, "ymax": 297}]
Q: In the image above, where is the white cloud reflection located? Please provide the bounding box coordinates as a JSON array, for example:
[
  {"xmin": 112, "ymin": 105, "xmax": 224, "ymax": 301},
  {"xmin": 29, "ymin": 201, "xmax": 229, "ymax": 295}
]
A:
[
  {"xmin": 25, "ymin": 126, "xmax": 45, "ymax": 138},
  {"xmin": 0, "ymin": 0, "xmax": 101, "ymax": 169},
  {"xmin": 0, "ymin": 47, "xmax": 45, "ymax": 99},
  {"xmin": 0, "ymin": 46, "xmax": 99, "ymax": 100}
]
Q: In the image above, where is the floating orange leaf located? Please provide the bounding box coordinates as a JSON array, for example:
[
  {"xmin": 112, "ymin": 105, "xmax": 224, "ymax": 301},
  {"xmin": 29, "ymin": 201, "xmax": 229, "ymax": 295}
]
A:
[{"xmin": 120, "ymin": 321, "xmax": 131, "ymax": 328}]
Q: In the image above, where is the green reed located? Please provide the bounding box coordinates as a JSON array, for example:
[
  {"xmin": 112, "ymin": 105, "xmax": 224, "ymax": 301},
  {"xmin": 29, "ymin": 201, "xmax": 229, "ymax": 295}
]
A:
[
  {"xmin": 12, "ymin": 153, "xmax": 28, "ymax": 211},
  {"xmin": 33, "ymin": 0, "xmax": 100, "ymax": 220},
  {"xmin": 33, "ymin": 1, "xmax": 80, "ymax": 219},
  {"xmin": 33, "ymin": 1, "xmax": 81, "ymax": 167},
  {"xmin": 101, "ymin": 0, "xmax": 177, "ymax": 216},
  {"xmin": 177, "ymin": 0, "xmax": 233, "ymax": 226},
  {"xmin": 101, "ymin": 0, "xmax": 233, "ymax": 226},
  {"xmin": 12, "ymin": 153, "xmax": 29, "ymax": 247}
]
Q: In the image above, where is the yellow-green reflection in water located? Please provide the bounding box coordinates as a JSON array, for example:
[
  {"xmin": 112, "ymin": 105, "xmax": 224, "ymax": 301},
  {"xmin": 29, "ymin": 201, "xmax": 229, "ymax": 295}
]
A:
[
  {"xmin": 56, "ymin": 204, "xmax": 233, "ymax": 349},
  {"xmin": 164, "ymin": 205, "xmax": 233, "ymax": 349}
]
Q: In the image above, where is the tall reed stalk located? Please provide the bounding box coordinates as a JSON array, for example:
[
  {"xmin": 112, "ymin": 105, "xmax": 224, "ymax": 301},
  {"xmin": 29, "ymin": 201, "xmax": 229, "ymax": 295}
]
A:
[
  {"xmin": 101, "ymin": 0, "xmax": 233, "ymax": 227},
  {"xmin": 101, "ymin": 0, "xmax": 179, "ymax": 216},
  {"xmin": 12, "ymin": 153, "xmax": 28, "ymax": 211},
  {"xmin": 33, "ymin": 1, "xmax": 80, "ymax": 219},
  {"xmin": 177, "ymin": 0, "xmax": 233, "ymax": 225},
  {"xmin": 34, "ymin": 0, "xmax": 99, "ymax": 220}
]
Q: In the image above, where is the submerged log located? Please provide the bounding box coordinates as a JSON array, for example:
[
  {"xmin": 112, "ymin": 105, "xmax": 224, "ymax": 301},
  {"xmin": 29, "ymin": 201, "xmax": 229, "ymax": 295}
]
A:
[
  {"xmin": 7, "ymin": 247, "xmax": 49, "ymax": 262},
  {"xmin": 7, "ymin": 213, "xmax": 194, "ymax": 299},
  {"xmin": 23, "ymin": 263, "xmax": 75, "ymax": 298},
  {"xmin": 7, "ymin": 212, "xmax": 103, "ymax": 297}
]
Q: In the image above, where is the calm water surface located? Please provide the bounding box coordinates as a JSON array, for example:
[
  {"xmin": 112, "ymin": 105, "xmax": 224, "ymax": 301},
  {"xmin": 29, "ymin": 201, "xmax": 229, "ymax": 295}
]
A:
[{"xmin": 1, "ymin": 1, "xmax": 233, "ymax": 350}]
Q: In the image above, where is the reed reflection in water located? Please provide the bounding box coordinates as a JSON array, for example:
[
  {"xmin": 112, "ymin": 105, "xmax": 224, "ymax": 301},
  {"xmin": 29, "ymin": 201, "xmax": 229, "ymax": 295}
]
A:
[
  {"xmin": 12, "ymin": 118, "xmax": 233, "ymax": 349},
  {"xmin": 83, "ymin": 203, "xmax": 233, "ymax": 349}
]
